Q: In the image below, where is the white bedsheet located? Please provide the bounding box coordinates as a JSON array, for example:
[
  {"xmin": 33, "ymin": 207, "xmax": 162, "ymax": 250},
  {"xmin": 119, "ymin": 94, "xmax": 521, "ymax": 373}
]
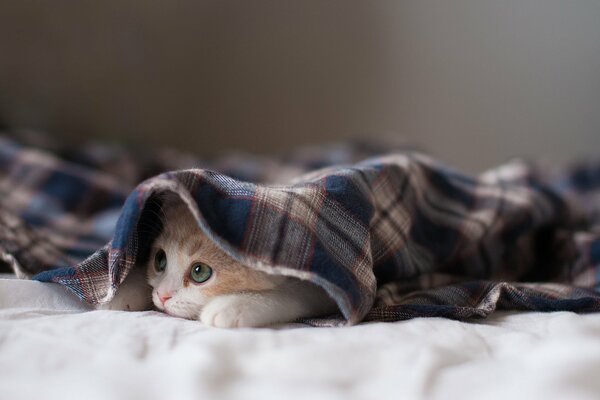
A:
[{"xmin": 1, "ymin": 276, "xmax": 600, "ymax": 400}]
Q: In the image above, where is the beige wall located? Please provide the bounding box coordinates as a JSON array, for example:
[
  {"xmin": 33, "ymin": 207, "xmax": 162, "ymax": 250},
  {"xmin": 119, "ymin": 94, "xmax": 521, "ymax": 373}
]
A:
[{"xmin": 0, "ymin": 1, "xmax": 599, "ymax": 172}]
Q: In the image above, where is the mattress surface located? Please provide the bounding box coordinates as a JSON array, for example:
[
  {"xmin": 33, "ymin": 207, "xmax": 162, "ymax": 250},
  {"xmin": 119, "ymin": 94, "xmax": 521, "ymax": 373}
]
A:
[{"xmin": 1, "ymin": 277, "xmax": 599, "ymax": 400}]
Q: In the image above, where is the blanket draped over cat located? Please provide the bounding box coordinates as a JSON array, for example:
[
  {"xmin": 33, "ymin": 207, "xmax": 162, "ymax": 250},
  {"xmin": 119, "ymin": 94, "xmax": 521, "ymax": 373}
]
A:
[{"xmin": 2, "ymin": 135, "xmax": 600, "ymax": 326}]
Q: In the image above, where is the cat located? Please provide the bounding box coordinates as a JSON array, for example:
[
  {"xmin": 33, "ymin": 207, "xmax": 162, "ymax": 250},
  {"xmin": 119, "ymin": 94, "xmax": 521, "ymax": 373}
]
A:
[{"xmin": 99, "ymin": 194, "xmax": 338, "ymax": 328}]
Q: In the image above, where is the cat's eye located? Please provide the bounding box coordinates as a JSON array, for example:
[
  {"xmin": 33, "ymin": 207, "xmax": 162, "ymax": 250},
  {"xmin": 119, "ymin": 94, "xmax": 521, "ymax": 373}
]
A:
[
  {"xmin": 154, "ymin": 249, "xmax": 167, "ymax": 272},
  {"xmin": 190, "ymin": 262, "xmax": 212, "ymax": 283}
]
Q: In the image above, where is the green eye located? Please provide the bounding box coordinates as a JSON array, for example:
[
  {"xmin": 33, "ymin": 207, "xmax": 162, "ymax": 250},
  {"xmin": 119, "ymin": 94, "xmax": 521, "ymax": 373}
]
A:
[
  {"xmin": 154, "ymin": 249, "xmax": 167, "ymax": 272},
  {"xmin": 190, "ymin": 262, "xmax": 212, "ymax": 283}
]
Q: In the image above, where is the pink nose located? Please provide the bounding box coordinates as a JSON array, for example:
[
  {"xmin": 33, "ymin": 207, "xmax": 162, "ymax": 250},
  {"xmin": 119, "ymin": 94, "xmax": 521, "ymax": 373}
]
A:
[{"xmin": 159, "ymin": 293, "xmax": 172, "ymax": 305}]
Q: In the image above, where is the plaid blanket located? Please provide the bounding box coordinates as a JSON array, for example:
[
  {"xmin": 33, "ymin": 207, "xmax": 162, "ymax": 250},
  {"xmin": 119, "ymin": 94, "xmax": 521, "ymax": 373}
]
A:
[{"xmin": 3, "ymin": 134, "xmax": 600, "ymax": 326}]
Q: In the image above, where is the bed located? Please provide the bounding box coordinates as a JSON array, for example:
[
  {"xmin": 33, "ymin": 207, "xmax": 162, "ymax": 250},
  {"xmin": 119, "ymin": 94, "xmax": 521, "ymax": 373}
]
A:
[
  {"xmin": 2, "ymin": 135, "xmax": 600, "ymax": 399},
  {"xmin": 2, "ymin": 274, "xmax": 600, "ymax": 400}
]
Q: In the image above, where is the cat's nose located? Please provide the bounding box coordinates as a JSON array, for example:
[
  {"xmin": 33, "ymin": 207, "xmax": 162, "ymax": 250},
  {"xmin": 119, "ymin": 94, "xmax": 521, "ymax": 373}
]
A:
[{"xmin": 159, "ymin": 293, "xmax": 172, "ymax": 305}]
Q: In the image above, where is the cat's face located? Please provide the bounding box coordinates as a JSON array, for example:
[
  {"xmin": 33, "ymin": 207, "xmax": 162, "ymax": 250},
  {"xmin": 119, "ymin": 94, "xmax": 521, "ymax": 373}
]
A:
[{"xmin": 145, "ymin": 198, "xmax": 281, "ymax": 319}]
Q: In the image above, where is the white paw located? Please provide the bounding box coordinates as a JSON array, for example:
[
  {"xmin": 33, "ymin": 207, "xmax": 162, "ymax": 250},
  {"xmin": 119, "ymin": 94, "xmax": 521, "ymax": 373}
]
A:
[
  {"xmin": 96, "ymin": 291, "xmax": 152, "ymax": 311},
  {"xmin": 96, "ymin": 284, "xmax": 152, "ymax": 311},
  {"xmin": 96, "ymin": 296, "xmax": 134, "ymax": 311},
  {"xmin": 199, "ymin": 294, "xmax": 268, "ymax": 328},
  {"xmin": 96, "ymin": 268, "xmax": 153, "ymax": 312}
]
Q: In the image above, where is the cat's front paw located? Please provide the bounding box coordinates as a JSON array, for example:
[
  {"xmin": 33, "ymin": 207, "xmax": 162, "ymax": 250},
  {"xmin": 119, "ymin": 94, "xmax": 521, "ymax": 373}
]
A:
[
  {"xmin": 200, "ymin": 294, "xmax": 268, "ymax": 328},
  {"xmin": 96, "ymin": 289, "xmax": 152, "ymax": 312},
  {"xmin": 95, "ymin": 280, "xmax": 152, "ymax": 312}
]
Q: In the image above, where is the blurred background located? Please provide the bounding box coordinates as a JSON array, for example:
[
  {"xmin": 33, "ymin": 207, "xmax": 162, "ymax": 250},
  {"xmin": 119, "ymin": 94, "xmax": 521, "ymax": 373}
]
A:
[{"xmin": 0, "ymin": 0, "xmax": 598, "ymax": 172}]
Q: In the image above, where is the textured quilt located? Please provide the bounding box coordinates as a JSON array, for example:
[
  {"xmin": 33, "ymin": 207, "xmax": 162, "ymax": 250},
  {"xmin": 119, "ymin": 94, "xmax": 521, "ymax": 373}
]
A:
[{"xmin": 2, "ymin": 134, "xmax": 600, "ymax": 326}]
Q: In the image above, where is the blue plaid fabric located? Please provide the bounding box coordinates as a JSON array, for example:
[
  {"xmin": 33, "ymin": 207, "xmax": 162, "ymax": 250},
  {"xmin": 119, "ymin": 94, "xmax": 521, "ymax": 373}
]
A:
[{"xmin": 3, "ymin": 134, "xmax": 600, "ymax": 326}]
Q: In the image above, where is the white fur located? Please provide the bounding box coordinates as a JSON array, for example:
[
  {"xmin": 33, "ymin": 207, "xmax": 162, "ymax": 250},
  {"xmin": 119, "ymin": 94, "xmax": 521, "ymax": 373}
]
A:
[
  {"xmin": 141, "ymin": 195, "xmax": 338, "ymax": 328},
  {"xmin": 96, "ymin": 267, "xmax": 153, "ymax": 311},
  {"xmin": 200, "ymin": 279, "xmax": 338, "ymax": 328}
]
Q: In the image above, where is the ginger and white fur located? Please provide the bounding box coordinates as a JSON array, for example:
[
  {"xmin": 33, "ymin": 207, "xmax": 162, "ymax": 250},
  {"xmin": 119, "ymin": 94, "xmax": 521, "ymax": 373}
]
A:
[{"xmin": 100, "ymin": 196, "xmax": 337, "ymax": 328}]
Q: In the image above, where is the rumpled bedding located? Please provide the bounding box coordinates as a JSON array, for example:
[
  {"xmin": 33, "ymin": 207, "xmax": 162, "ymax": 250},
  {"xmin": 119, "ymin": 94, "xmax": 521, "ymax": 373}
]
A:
[
  {"xmin": 2, "ymin": 276, "xmax": 600, "ymax": 400},
  {"xmin": 2, "ymin": 134, "xmax": 600, "ymax": 326}
]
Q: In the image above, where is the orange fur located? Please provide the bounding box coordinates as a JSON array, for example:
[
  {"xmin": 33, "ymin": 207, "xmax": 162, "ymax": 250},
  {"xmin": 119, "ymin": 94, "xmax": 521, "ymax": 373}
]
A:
[{"xmin": 140, "ymin": 193, "xmax": 337, "ymax": 327}]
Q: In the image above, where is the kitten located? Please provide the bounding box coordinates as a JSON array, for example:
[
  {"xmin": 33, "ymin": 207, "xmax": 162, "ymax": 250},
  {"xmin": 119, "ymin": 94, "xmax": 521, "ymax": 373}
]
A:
[{"xmin": 100, "ymin": 195, "xmax": 337, "ymax": 328}]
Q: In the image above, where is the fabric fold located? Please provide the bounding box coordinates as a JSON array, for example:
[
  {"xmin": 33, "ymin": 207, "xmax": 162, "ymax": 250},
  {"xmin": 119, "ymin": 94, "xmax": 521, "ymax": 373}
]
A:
[{"xmin": 2, "ymin": 135, "xmax": 600, "ymax": 325}]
